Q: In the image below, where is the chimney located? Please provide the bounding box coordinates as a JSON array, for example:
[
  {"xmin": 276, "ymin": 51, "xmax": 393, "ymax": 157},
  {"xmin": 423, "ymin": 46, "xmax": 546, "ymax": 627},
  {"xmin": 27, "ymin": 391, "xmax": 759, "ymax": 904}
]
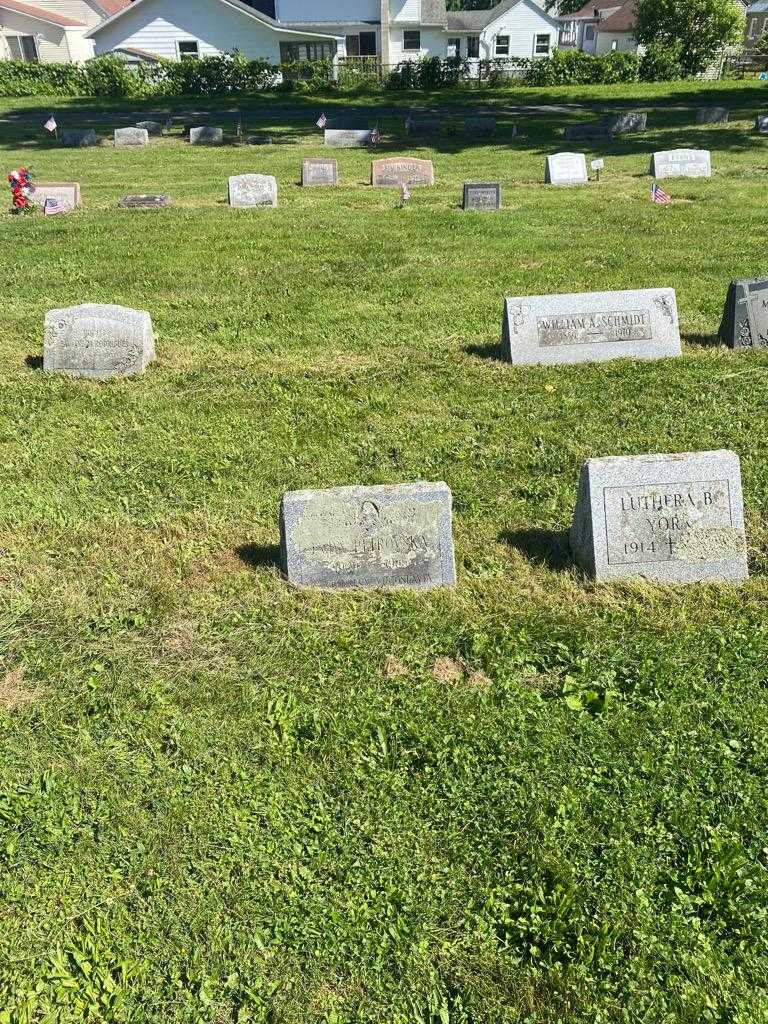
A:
[{"xmin": 380, "ymin": 0, "xmax": 391, "ymax": 68}]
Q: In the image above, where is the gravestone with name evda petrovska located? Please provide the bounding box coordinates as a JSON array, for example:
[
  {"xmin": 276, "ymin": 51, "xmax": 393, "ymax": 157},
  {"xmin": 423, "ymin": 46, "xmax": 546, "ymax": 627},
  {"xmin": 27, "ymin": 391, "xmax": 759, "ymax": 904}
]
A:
[
  {"xmin": 43, "ymin": 304, "xmax": 155, "ymax": 380},
  {"xmin": 502, "ymin": 288, "xmax": 681, "ymax": 367},
  {"xmin": 280, "ymin": 481, "xmax": 456, "ymax": 590},
  {"xmin": 570, "ymin": 450, "xmax": 748, "ymax": 583}
]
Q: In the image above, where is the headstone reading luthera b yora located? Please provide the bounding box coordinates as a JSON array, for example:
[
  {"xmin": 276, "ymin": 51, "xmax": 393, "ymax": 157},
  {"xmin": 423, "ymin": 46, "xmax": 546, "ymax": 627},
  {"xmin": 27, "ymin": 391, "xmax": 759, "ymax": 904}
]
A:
[
  {"xmin": 650, "ymin": 149, "xmax": 711, "ymax": 179},
  {"xmin": 43, "ymin": 304, "xmax": 155, "ymax": 380},
  {"xmin": 545, "ymin": 152, "xmax": 588, "ymax": 186},
  {"xmin": 114, "ymin": 127, "xmax": 149, "ymax": 147},
  {"xmin": 371, "ymin": 158, "xmax": 434, "ymax": 187},
  {"xmin": 190, "ymin": 126, "xmax": 224, "ymax": 145},
  {"xmin": 301, "ymin": 158, "xmax": 338, "ymax": 186},
  {"xmin": 570, "ymin": 450, "xmax": 748, "ymax": 583},
  {"xmin": 719, "ymin": 277, "xmax": 768, "ymax": 349},
  {"xmin": 501, "ymin": 288, "xmax": 680, "ymax": 367},
  {"xmin": 280, "ymin": 481, "xmax": 456, "ymax": 590},
  {"xmin": 695, "ymin": 106, "xmax": 729, "ymax": 125},
  {"xmin": 61, "ymin": 129, "xmax": 97, "ymax": 148},
  {"xmin": 228, "ymin": 174, "xmax": 277, "ymax": 208},
  {"xmin": 463, "ymin": 182, "xmax": 500, "ymax": 211},
  {"xmin": 324, "ymin": 128, "xmax": 372, "ymax": 148},
  {"xmin": 34, "ymin": 182, "xmax": 80, "ymax": 209},
  {"xmin": 118, "ymin": 194, "xmax": 171, "ymax": 210}
]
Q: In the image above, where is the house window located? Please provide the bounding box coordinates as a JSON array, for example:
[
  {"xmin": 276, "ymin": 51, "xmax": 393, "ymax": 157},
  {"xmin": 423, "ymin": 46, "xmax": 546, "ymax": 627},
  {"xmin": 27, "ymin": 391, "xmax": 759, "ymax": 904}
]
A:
[
  {"xmin": 403, "ymin": 30, "xmax": 421, "ymax": 51},
  {"xmin": 6, "ymin": 35, "xmax": 38, "ymax": 62},
  {"xmin": 749, "ymin": 16, "xmax": 756, "ymax": 38},
  {"xmin": 178, "ymin": 40, "xmax": 199, "ymax": 60},
  {"xmin": 447, "ymin": 37, "xmax": 460, "ymax": 57},
  {"xmin": 280, "ymin": 41, "xmax": 337, "ymax": 62},
  {"xmin": 467, "ymin": 35, "xmax": 480, "ymax": 58},
  {"xmin": 345, "ymin": 32, "xmax": 376, "ymax": 56},
  {"xmin": 534, "ymin": 33, "xmax": 551, "ymax": 55},
  {"xmin": 495, "ymin": 34, "xmax": 509, "ymax": 56},
  {"xmin": 611, "ymin": 39, "xmax": 618, "ymax": 50},
  {"xmin": 584, "ymin": 24, "xmax": 595, "ymax": 40}
]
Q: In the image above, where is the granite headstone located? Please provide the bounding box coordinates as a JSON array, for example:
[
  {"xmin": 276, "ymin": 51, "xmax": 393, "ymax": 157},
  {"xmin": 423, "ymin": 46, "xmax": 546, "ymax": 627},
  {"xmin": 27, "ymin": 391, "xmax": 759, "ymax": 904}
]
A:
[
  {"xmin": 604, "ymin": 111, "xmax": 647, "ymax": 135},
  {"xmin": 228, "ymin": 173, "xmax": 278, "ymax": 207},
  {"xmin": 280, "ymin": 481, "xmax": 456, "ymax": 589},
  {"xmin": 718, "ymin": 278, "xmax": 768, "ymax": 349},
  {"xmin": 463, "ymin": 182, "xmax": 500, "ymax": 211},
  {"xmin": 756, "ymin": 113, "xmax": 768, "ymax": 133},
  {"xmin": 301, "ymin": 158, "xmax": 338, "ymax": 186},
  {"xmin": 371, "ymin": 157, "xmax": 434, "ymax": 187},
  {"xmin": 43, "ymin": 304, "xmax": 155, "ymax": 380},
  {"xmin": 570, "ymin": 450, "xmax": 748, "ymax": 583},
  {"xmin": 33, "ymin": 182, "xmax": 80, "ymax": 209},
  {"xmin": 695, "ymin": 106, "xmax": 729, "ymax": 125},
  {"xmin": 501, "ymin": 288, "xmax": 681, "ymax": 366},
  {"xmin": 61, "ymin": 129, "xmax": 97, "ymax": 148},
  {"xmin": 406, "ymin": 115, "xmax": 441, "ymax": 135},
  {"xmin": 545, "ymin": 152, "xmax": 588, "ymax": 186},
  {"xmin": 114, "ymin": 127, "xmax": 149, "ymax": 147},
  {"xmin": 651, "ymin": 149, "xmax": 711, "ymax": 179},
  {"xmin": 324, "ymin": 128, "xmax": 372, "ymax": 148},
  {"xmin": 190, "ymin": 126, "xmax": 224, "ymax": 145}
]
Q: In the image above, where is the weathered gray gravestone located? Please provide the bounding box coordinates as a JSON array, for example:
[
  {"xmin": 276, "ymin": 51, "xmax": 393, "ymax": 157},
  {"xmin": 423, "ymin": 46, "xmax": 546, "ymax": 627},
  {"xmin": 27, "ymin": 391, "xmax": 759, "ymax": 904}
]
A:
[
  {"xmin": 280, "ymin": 481, "xmax": 456, "ymax": 589},
  {"xmin": 695, "ymin": 106, "xmax": 729, "ymax": 125},
  {"xmin": 324, "ymin": 128, "xmax": 372, "ymax": 148},
  {"xmin": 34, "ymin": 182, "xmax": 80, "ymax": 209},
  {"xmin": 301, "ymin": 158, "xmax": 338, "ymax": 186},
  {"xmin": 371, "ymin": 158, "xmax": 434, "ymax": 187},
  {"xmin": 755, "ymin": 114, "xmax": 768, "ymax": 133},
  {"xmin": 190, "ymin": 126, "xmax": 224, "ymax": 145},
  {"xmin": 650, "ymin": 149, "xmax": 711, "ymax": 179},
  {"xmin": 570, "ymin": 450, "xmax": 748, "ymax": 583},
  {"xmin": 501, "ymin": 288, "xmax": 680, "ymax": 366},
  {"xmin": 406, "ymin": 115, "xmax": 441, "ymax": 135},
  {"xmin": 545, "ymin": 152, "xmax": 588, "ymax": 186},
  {"xmin": 135, "ymin": 120, "xmax": 163, "ymax": 135},
  {"xmin": 228, "ymin": 174, "xmax": 277, "ymax": 208},
  {"xmin": 61, "ymin": 129, "xmax": 97, "ymax": 148},
  {"xmin": 463, "ymin": 182, "xmax": 500, "ymax": 211},
  {"xmin": 464, "ymin": 116, "xmax": 496, "ymax": 135},
  {"xmin": 114, "ymin": 127, "xmax": 149, "ymax": 147},
  {"xmin": 118, "ymin": 194, "xmax": 171, "ymax": 209},
  {"xmin": 43, "ymin": 304, "xmax": 155, "ymax": 380},
  {"xmin": 603, "ymin": 111, "xmax": 647, "ymax": 134},
  {"xmin": 718, "ymin": 278, "xmax": 768, "ymax": 348}
]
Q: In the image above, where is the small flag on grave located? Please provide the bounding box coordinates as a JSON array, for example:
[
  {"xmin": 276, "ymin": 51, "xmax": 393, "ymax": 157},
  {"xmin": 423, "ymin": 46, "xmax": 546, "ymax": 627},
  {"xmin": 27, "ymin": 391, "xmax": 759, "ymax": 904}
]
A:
[
  {"xmin": 316, "ymin": 113, "xmax": 327, "ymax": 128},
  {"xmin": 44, "ymin": 196, "xmax": 68, "ymax": 216},
  {"xmin": 43, "ymin": 114, "xmax": 57, "ymax": 133},
  {"xmin": 650, "ymin": 181, "xmax": 670, "ymax": 205},
  {"xmin": 370, "ymin": 125, "xmax": 381, "ymax": 145}
]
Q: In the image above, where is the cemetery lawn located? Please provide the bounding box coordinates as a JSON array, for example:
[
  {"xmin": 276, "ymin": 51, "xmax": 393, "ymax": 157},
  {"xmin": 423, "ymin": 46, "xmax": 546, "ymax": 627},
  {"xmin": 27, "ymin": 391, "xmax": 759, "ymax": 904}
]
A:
[{"xmin": 2, "ymin": 78, "xmax": 768, "ymax": 1023}]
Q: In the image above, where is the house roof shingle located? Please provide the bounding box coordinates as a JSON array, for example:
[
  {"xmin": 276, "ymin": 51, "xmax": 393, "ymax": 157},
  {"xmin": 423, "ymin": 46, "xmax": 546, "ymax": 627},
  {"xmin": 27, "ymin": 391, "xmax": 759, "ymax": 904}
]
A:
[
  {"xmin": 599, "ymin": 1, "xmax": 636, "ymax": 31},
  {"xmin": 0, "ymin": 0, "xmax": 86, "ymax": 26}
]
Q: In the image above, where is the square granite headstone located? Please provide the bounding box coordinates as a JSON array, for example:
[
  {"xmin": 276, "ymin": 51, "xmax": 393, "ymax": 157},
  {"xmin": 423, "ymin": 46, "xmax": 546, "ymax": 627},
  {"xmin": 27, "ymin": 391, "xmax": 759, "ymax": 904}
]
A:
[
  {"xmin": 756, "ymin": 114, "xmax": 768, "ymax": 133},
  {"xmin": 463, "ymin": 182, "xmax": 500, "ymax": 211},
  {"xmin": 501, "ymin": 288, "xmax": 681, "ymax": 366},
  {"xmin": 228, "ymin": 174, "xmax": 277, "ymax": 207},
  {"xmin": 33, "ymin": 182, "xmax": 80, "ymax": 209},
  {"xmin": 718, "ymin": 278, "xmax": 768, "ymax": 349},
  {"xmin": 324, "ymin": 128, "xmax": 372, "ymax": 148},
  {"xmin": 61, "ymin": 129, "xmax": 97, "ymax": 148},
  {"xmin": 114, "ymin": 127, "xmax": 149, "ymax": 147},
  {"xmin": 545, "ymin": 152, "xmax": 588, "ymax": 186},
  {"xmin": 371, "ymin": 158, "xmax": 434, "ymax": 187},
  {"xmin": 136, "ymin": 120, "xmax": 163, "ymax": 136},
  {"xmin": 118, "ymin": 194, "xmax": 171, "ymax": 209},
  {"xmin": 695, "ymin": 106, "xmax": 729, "ymax": 125},
  {"xmin": 651, "ymin": 149, "xmax": 711, "ymax": 179},
  {"xmin": 190, "ymin": 126, "xmax": 224, "ymax": 145},
  {"xmin": 280, "ymin": 481, "xmax": 456, "ymax": 590},
  {"xmin": 301, "ymin": 158, "xmax": 338, "ymax": 186},
  {"xmin": 570, "ymin": 450, "xmax": 748, "ymax": 583},
  {"xmin": 43, "ymin": 304, "xmax": 155, "ymax": 380},
  {"xmin": 604, "ymin": 111, "xmax": 647, "ymax": 135}
]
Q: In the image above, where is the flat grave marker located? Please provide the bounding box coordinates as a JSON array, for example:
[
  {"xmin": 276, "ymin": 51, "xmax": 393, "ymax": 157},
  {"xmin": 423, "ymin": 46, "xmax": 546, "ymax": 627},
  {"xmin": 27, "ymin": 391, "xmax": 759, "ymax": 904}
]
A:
[
  {"xmin": 114, "ymin": 127, "xmax": 149, "ymax": 147},
  {"xmin": 43, "ymin": 304, "xmax": 155, "ymax": 380},
  {"xmin": 324, "ymin": 128, "xmax": 372, "ymax": 148},
  {"xmin": 463, "ymin": 182, "xmax": 500, "ymax": 211},
  {"xmin": 280, "ymin": 481, "xmax": 456, "ymax": 590},
  {"xmin": 33, "ymin": 182, "xmax": 80, "ymax": 209},
  {"xmin": 719, "ymin": 277, "xmax": 768, "ymax": 349},
  {"xmin": 545, "ymin": 152, "xmax": 588, "ymax": 186},
  {"xmin": 501, "ymin": 287, "xmax": 681, "ymax": 367},
  {"xmin": 228, "ymin": 173, "xmax": 278, "ymax": 208},
  {"xmin": 371, "ymin": 157, "xmax": 434, "ymax": 187},
  {"xmin": 118, "ymin": 194, "xmax": 171, "ymax": 209},
  {"xmin": 650, "ymin": 149, "xmax": 711, "ymax": 179},
  {"xmin": 301, "ymin": 158, "xmax": 338, "ymax": 186},
  {"xmin": 570, "ymin": 450, "xmax": 748, "ymax": 583}
]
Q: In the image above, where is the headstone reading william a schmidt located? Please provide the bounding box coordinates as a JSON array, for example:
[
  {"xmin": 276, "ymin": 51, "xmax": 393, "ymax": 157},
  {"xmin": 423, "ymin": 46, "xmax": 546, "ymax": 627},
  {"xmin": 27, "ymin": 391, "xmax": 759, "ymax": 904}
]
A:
[
  {"xmin": 545, "ymin": 152, "xmax": 588, "ymax": 186},
  {"xmin": 570, "ymin": 450, "xmax": 748, "ymax": 583},
  {"xmin": 501, "ymin": 288, "xmax": 680, "ymax": 367},
  {"xmin": 280, "ymin": 481, "xmax": 456, "ymax": 589},
  {"xmin": 719, "ymin": 278, "xmax": 768, "ymax": 349},
  {"xmin": 43, "ymin": 304, "xmax": 155, "ymax": 380}
]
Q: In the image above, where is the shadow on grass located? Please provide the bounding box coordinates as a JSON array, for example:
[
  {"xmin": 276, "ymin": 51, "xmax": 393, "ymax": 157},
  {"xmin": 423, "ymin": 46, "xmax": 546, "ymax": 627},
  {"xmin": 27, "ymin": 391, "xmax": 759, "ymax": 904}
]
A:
[
  {"xmin": 236, "ymin": 542, "xmax": 282, "ymax": 571},
  {"xmin": 499, "ymin": 528, "xmax": 572, "ymax": 571},
  {"xmin": 465, "ymin": 341, "xmax": 505, "ymax": 361},
  {"xmin": 25, "ymin": 355, "xmax": 43, "ymax": 369},
  {"xmin": 683, "ymin": 332, "xmax": 722, "ymax": 348}
]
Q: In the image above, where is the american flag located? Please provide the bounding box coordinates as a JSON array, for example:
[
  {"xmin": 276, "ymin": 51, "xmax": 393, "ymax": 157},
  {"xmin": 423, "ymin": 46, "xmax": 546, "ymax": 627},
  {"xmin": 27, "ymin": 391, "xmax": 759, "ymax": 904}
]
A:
[
  {"xmin": 44, "ymin": 197, "xmax": 67, "ymax": 216},
  {"xmin": 43, "ymin": 114, "xmax": 57, "ymax": 133},
  {"xmin": 650, "ymin": 181, "xmax": 670, "ymax": 205},
  {"xmin": 316, "ymin": 113, "xmax": 327, "ymax": 128},
  {"xmin": 370, "ymin": 125, "xmax": 381, "ymax": 145}
]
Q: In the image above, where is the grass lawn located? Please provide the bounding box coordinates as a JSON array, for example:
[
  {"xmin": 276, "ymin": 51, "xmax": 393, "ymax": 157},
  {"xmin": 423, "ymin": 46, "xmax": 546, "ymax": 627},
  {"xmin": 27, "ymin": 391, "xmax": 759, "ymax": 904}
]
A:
[{"xmin": 1, "ymin": 78, "xmax": 768, "ymax": 1023}]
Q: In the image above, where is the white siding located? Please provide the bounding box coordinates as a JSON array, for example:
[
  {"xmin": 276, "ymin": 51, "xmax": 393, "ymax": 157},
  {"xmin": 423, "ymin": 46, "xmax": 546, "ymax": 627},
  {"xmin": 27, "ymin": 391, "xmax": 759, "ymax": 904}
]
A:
[
  {"xmin": 390, "ymin": 0, "xmax": 421, "ymax": 23},
  {"xmin": 596, "ymin": 30, "xmax": 638, "ymax": 54},
  {"xmin": 0, "ymin": 10, "xmax": 72, "ymax": 61},
  {"xmin": 92, "ymin": 0, "xmax": 340, "ymax": 61},
  {"xmin": 479, "ymin": 0, "xmax": 559, "ymax": 59},
  {"xmin": 28, "ymin": 1, "xmax": 104, "ymax": 29},
  {"xmin": 276, "ymin": 0, "xmax": 378, "ymax": 23}
]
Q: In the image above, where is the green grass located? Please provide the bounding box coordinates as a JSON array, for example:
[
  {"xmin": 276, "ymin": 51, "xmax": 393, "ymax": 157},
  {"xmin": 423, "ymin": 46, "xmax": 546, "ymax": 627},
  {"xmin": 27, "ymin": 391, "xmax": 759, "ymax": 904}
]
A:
[{"xmin": 1, "ymin": 79, "xmax": 768, "ymax": 1023}]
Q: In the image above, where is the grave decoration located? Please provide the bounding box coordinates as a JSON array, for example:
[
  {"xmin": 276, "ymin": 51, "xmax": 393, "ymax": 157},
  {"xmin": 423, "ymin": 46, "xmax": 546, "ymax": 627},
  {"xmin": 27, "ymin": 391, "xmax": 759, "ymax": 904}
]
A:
[{"xmin": 8, "ymin": 167, "xmax": 35, "ymax": 214}]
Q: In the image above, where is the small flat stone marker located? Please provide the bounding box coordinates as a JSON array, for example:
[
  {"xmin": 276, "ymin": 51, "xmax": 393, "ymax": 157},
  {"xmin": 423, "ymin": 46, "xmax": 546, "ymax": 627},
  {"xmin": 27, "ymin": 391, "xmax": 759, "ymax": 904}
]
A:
[
  {"xmin": 463, "ymin": 182, "xmax": 500, "ymax": 211},
  {"xmin": 324, "ymin": 128, "xmax": 372, "ymax": 147},
  {"xmin": 371, "ymin": 157, "xmax": 434, "ymax": 187},
  {"xmin": 43, "ymin": 304, "xmax": 155, "ymax": 380},
  {"xmin": 280, "ymin": 481, "xmax": 456, "ymax": 590},
  {"xmin": 135, "ymin": 120, "xmax": 163, "ymax": 135},
  {"xmin": 114, "ymin": 127, "xmax": 149, "ymax": 147},
  {"xmin": 118, "ymin": 194, "xmax": 171, "ymax": 209},
  {"xmin": 695, "ymin": 106, "xmax": 729, "ymax": 125},
  {"xmin": 501, "ymin": 288, "xmax": 680, "ymax": 366},
  {"xmin": 755, "ymin": 113, "xmax": 768, "ymax": 133},
  {"xmin": 650, "ymin": 149, "xmax": 711, "ymax": 179},
  {"xmin": 570, "ymin": 450, "xmax": 748, "ymax": 583},
  {"xmin": 228, "ymin": 173, "xmax": 277, "ymax": 208},
  {"xmin": 545, "ymin": 152, "xmax": 588, "ymax": 186},
  {"xmin": 34, "ymin": 182, "xmax": 80, "ymax": 209},
  {"xmin": 718, "ymin": 277, "xmax": 768, "ymax": 348},
  {"xmin": 301, "ymin": 158, "xmax": 338, "ymax": 186},
  {"xmin": 61, "ymin": 129, "xmax": 97, "ymax": 148},
  {"xmin": 190, "ymin": 126, "xmax": 224, "ymax": 145}
]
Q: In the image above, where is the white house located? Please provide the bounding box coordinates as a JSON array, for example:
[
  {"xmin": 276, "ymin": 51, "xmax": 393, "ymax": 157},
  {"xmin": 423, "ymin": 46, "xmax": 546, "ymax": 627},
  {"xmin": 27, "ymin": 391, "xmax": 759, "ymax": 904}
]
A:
[
  {"xmin": 745, "ymin": 0, "xmax": 768, "ymax": 49},
  {"xmin": 0, "ymin": 0, "xmax": 129, "ymax": 62},
  {"xmin": 557, "ymin": 0, "xmax": 639, "ymax": 56},
  {"xmin": 85, "ymin": 0, "xmax": 561, "ymax": 68}
]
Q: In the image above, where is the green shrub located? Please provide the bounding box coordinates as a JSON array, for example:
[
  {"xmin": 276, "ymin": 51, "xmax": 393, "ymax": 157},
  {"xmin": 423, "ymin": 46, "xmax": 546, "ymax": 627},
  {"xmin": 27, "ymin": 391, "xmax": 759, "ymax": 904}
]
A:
[
  {"xmin": 524, "ymin": 49, "xmax": 640, "ymax": 86},
  {"xmin": 639, "ymin": 41, "xmax": 686, "ymax": 81},
  {"xmin": 0, "ymin": 61, "xmax": 84, "ymax": 97},
  {"xmin": 82, "ymin": 54, "xmax": 140, "ymax": 98}
]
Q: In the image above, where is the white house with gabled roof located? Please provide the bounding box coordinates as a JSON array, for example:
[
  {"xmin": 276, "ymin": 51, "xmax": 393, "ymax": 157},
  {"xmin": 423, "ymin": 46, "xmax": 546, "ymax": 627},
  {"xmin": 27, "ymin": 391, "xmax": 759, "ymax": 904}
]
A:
[{"xmin": 0, "ymin": 0, "xmax": 129, "ymax": 61}]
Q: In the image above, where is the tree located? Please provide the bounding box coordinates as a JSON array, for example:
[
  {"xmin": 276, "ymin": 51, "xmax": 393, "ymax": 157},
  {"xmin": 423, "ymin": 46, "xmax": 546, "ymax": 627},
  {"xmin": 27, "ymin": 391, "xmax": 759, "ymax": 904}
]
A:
[{"xmin": 635, "ymin": 0, "xmax": 745, "ymax": 77}]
